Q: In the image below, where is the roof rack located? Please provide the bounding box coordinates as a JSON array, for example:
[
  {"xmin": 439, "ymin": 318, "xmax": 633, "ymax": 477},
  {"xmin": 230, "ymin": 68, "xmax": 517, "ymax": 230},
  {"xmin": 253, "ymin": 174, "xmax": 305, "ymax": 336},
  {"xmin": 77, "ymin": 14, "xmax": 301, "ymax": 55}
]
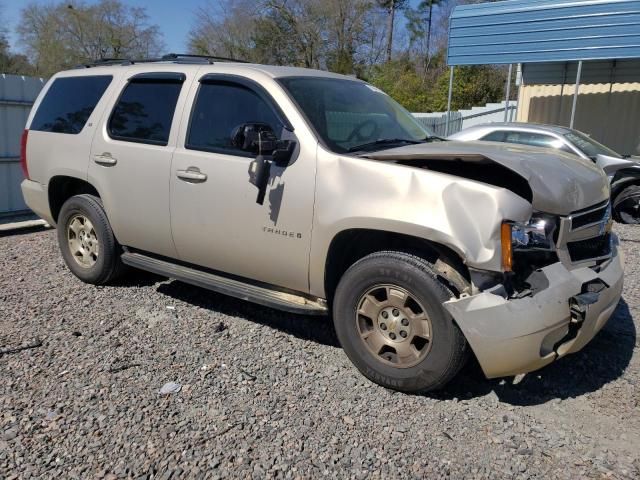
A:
[
  {"xmin": 78, "ymin": 52, "xmax": 250, "ymax": 69},
  {"xmin": 161, "ymin": 53, "xmax": 250, "ymax": 64}
]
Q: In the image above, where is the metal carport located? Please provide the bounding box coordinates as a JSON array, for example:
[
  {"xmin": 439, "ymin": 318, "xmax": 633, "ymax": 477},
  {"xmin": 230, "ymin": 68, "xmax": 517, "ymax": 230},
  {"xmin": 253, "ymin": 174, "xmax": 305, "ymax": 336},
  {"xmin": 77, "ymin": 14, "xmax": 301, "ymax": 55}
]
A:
[{"xmin": 444, "ymin": 0, "xmax": 640, "ymax": 137}]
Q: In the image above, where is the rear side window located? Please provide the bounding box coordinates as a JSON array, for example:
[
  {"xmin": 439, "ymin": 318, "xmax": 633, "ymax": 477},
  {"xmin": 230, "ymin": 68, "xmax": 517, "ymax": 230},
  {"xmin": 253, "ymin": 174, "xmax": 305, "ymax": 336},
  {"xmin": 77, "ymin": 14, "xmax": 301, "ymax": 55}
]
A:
[
  {"xmin": 483, "ymin": 130, "xmax": 574, "ymax": 153},
  {"xmin": 481, "ymin": 131, "xmax": 507, "ymax": 142},
  {"xmin": 108, "ymin": 76, "xmax": 184, "ymax": 146},
  {"xmin": 187, "ymin": 82, "xmax": 282, "ymax": 156},
  {"xmin": 31, "ymin": 76, "xmax": 112, "ymax": 134}
]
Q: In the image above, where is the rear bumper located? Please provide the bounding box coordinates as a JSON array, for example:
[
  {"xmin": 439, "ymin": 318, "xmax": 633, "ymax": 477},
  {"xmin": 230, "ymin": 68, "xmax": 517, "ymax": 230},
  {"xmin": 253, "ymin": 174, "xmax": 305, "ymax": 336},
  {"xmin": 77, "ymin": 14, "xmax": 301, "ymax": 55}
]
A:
[
  {"xmin": 21, "ymin": 179, "xmax": 54, "ymax": 225},
  {"xmin": 444, "ymin": 236, "xmax": 624, "ymax": 378}
]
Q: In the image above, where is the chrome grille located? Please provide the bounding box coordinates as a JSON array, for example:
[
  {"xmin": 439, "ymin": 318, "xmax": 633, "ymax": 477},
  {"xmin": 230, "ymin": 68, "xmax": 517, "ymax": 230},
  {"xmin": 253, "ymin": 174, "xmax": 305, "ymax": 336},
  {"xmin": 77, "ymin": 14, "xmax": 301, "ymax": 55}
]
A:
[
  {"xmin": 556, "ymin": 201, "xmax": 613, "ymax": 266},
  {"xmin": 567, "ymin": 233, "xmax": 612, "ymax": 262},
  {"xmin": 570, "ymin": 202, "xmax": 610, "ymax": 230}
]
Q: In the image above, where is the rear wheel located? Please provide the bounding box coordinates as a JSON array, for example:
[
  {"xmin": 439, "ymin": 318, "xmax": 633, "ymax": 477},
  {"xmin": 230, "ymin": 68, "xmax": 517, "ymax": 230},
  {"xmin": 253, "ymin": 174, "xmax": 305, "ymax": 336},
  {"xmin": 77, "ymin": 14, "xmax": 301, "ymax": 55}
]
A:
[
  {"xmin": 57, "ymin": 194, "xmax": 126, "ymax": 284},
  {"xmin": 613, "ymin": 185, "xmax": 640, "ymax": 224},
  {"xmin": 332, "ymin": 251, "xmax": 467, "ymax": 393}
]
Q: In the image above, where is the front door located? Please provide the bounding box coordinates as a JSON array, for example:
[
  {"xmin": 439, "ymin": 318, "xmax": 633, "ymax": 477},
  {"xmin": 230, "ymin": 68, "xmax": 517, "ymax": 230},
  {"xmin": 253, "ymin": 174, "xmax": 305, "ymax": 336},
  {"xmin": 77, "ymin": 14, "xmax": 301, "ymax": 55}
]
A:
[{"xmin": 169, "ymin": 75, "xmax": 316, "ymax": 292}]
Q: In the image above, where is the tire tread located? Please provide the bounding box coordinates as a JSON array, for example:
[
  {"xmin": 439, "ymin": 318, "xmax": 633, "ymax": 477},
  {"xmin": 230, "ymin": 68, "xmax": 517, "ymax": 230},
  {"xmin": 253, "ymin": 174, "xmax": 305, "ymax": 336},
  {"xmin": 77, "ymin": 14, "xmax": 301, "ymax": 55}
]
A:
[{"xmin": 333, "ymin": 250, "xmax": 468, "ymax": 393}]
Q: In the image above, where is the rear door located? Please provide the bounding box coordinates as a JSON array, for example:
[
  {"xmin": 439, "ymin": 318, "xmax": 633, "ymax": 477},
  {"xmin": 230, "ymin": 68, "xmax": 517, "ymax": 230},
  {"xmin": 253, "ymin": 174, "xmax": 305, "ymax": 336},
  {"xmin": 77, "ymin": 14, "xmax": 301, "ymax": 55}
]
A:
[{"xmin": 88, "ymin": 69, "xmax": 193, "ymax": 258}]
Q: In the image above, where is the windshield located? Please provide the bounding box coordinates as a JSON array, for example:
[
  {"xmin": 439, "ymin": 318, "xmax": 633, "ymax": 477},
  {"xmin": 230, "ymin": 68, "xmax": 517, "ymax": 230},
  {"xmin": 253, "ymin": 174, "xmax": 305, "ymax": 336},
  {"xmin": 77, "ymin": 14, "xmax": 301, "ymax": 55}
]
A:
[
  {"xmin": 279, "ymin": 77, "xmax": 432, "ymax": 153},
  {"xmin": 565, "ymin": 130, "xmax": 621, "ymax": 159}
]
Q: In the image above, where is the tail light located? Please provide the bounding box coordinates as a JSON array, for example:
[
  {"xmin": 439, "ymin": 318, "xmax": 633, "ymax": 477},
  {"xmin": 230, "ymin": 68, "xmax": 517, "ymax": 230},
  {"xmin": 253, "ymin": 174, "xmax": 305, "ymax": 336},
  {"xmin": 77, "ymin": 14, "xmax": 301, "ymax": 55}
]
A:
[{"xmin": 20, "ymin": 129, "xmax": 30, "ymax": 179}]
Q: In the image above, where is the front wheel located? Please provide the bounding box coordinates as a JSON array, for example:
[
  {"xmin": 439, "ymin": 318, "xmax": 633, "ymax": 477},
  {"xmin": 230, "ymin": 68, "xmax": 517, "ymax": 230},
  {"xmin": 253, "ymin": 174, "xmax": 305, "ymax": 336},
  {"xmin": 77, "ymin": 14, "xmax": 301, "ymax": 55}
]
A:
[
  {"xmin": 613, "ymin": 185, "xmax": 640, "ymax": 224},
  {"xmin": 57, "ymin": 194, "xmax": 126, "ymax": 285},
  {"xmin": 332, "ymin": 251, "xmax": 467, "ymax": 393}
]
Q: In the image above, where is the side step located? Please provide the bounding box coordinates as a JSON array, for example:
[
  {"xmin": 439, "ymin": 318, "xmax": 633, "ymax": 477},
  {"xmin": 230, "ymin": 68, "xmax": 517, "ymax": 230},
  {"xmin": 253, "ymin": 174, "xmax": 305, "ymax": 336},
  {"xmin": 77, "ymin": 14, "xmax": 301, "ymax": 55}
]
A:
[{"xmin": 121, "ymin": 252, "xmax": 327, "ymax": 316}]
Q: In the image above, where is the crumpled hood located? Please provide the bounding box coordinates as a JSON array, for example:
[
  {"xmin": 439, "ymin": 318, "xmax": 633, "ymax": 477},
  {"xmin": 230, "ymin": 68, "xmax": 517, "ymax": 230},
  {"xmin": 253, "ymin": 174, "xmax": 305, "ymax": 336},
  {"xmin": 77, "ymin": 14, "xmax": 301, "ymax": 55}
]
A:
[{"xmin": 365, "ymin": 140, "xmax": 610, "ymax": 215}]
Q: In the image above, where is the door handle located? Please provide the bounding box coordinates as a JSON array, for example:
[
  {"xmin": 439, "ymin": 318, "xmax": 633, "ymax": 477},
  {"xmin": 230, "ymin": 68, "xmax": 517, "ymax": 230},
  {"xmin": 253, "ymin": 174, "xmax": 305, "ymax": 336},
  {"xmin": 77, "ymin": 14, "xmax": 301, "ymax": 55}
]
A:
[
  {"xmin": 176, "ymin": 167, "xmax": 208, "ymax": 183},
  {"xmin": 93, "ymin": 152, "xmax": 117, "ymax": 166}
]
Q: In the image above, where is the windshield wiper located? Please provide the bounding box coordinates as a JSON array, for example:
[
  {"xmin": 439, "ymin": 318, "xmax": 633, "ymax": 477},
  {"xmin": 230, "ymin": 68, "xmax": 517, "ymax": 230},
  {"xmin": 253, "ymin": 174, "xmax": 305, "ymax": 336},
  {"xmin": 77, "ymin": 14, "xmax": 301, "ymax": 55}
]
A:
[
  {"xmin": 348, "ymin": 138, "xmax": 423, "ymax": 153},
  {"xmin": 424, "ymin": 135, "xmax": 445, "ymax": 142}
]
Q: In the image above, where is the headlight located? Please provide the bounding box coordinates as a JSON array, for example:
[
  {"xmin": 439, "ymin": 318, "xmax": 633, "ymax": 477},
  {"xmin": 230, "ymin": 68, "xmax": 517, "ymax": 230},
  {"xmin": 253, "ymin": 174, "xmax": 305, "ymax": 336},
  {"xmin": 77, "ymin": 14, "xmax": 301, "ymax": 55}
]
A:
[
  {"xmin": 501, "ymin": 215, "xmax": 557, "ymax": 271},
  {"xmin": 510, "ymin": 217, "xmax": 553, "ymax": 250}
]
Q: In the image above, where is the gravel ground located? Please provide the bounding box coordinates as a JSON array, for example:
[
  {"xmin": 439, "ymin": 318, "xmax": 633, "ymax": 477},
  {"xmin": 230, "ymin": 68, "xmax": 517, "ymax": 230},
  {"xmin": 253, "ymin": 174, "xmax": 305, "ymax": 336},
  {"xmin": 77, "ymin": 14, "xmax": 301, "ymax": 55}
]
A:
[{"xmin": 1, "ymin": 225, "xmax": 638, "ymax": 479}]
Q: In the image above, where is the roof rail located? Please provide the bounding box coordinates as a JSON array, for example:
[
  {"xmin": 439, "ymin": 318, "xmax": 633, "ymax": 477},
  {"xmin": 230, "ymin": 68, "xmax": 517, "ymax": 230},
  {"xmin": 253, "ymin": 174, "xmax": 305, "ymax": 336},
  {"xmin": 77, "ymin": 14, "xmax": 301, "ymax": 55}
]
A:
[
  {"xmin": 78, "ymin": 58, "xmax": 131, "ymax": 68},
  {"xmin": 161, "ymin": 53, "xmax": 250, "ymax": 64},
  {"xmin": 77, "ymin": 52, "xmax": 250, "ymax": 69}
]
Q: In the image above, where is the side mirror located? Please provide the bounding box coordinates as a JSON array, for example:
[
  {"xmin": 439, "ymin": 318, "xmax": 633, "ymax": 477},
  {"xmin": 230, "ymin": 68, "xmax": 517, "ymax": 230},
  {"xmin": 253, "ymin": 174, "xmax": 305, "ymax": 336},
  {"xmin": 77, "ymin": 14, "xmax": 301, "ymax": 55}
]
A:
[
  {"xmin": 231, "ymin": 122, "xmax": 296, "ymax": 166},
  {"xmin": 231, "ymin": 123, "xmax": 278, "ymax": 154},
  {"xmin": 272, "ymin": 139, "xmax": 296, "ymax": 167},
  {"xmin": 248, "ymin": 155, "xmax": 272, "ymax": 205},
  {"xmin": 238, "ymin": 123, "xmax": 298, "ymax": 205}
]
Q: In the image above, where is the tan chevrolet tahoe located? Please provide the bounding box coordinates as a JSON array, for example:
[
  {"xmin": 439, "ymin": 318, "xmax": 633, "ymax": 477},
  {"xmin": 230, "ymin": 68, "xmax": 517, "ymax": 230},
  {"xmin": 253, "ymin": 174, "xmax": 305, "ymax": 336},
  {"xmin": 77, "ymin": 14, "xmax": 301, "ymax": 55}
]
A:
[{"xmin": 20, "ymin": 55, "xmax": 624, "ymax": 393}]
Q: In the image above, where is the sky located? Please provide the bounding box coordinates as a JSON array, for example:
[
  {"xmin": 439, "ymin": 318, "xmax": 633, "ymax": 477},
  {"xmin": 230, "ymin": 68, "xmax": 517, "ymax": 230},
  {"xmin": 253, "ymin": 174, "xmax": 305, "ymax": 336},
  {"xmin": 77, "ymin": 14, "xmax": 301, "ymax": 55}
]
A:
[
  {"xmin": 2, "ymin": 0, "xmax": 205, "ymax": 53},
  {"xmin": 2, "ymin": 0, "xmax": 424, "ymax": 54}
]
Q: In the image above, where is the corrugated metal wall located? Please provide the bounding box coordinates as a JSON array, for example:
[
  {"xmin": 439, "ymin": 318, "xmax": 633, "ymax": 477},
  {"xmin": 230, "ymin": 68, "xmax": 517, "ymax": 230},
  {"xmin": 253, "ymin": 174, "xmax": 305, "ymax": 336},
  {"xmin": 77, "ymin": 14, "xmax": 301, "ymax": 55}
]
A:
[
  {"xmin": 522, "ymin": 59, "xmax": 640, "ymax": 85},
  {"xmin": 517, "ymin": 82, "xmax": 640, "ymax": 155},
  {"xmin": 0, "ymin": 74, "xmax": 45, "ymax": 219},
  {"xmin": 448, "ymin": 0, "xmax": 640, "ymax": 66}
]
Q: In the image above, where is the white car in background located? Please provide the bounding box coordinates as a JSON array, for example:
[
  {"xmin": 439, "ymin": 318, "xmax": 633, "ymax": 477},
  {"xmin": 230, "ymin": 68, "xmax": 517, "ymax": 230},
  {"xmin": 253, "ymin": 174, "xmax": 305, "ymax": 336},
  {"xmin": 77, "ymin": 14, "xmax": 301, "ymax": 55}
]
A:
[{"xmin": 450, "ymin": 123, "xmax": 640, "ymax": 224}]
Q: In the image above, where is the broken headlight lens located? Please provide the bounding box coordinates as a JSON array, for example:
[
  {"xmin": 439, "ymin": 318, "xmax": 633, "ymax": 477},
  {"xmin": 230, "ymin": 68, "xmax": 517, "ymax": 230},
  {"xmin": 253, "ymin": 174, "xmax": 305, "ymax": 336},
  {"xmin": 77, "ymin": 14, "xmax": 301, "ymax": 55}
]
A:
[{"xmin": 510, "ymin": 216, "xmax": 556, "ymax": 251}]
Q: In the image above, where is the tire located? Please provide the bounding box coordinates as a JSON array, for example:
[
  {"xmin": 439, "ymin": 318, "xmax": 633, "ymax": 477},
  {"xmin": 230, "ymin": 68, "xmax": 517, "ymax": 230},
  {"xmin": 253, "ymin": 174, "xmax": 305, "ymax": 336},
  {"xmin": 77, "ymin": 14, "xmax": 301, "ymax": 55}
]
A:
[
  {"xmin": 613, "ymin": 185, "xmax": 640, "ymax": 224},
  {"xmin": 56, "ymin": 194, "xmax": 126, "ymax": 285},
  {"xmin": 332, "ymin": 251, "xmax": 467, "ymax": 393}
]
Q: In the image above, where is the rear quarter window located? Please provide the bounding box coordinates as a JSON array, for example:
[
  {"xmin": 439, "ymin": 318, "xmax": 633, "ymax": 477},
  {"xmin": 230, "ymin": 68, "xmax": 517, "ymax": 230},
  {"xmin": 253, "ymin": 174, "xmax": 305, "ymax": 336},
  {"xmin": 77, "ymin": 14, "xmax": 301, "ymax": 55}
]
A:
[{"xmin": 30, "ymin": 76, "xmax": 112, "ymax": 134}]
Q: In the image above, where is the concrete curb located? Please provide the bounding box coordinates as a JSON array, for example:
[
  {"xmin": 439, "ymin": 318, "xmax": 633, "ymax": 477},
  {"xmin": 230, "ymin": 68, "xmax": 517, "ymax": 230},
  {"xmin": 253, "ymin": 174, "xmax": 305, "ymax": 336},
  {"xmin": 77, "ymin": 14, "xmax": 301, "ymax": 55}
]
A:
[{"xmin": 0, "ymin": 219, "xmax": 50, "ymax": 233}]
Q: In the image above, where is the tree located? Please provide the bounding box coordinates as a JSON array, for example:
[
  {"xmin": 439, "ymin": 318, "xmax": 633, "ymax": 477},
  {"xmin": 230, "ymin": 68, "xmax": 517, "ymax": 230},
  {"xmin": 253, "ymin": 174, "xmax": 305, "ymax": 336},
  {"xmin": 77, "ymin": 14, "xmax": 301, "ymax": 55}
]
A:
[
  {"xmin": 189, "ymin": 0, "xmax": 261, "ymax": 62},
  {"xmin": 367, "ymin": 59, "xmax": 431, "ymax": 111},
  {"xmin": 189, "ymin": 0, "xmax": 324, "ymax": 67},
  {"xmin": 0, "ymin": 35, "xmax": 34, "ymax": 75},
  {"xmin": 18, "ymin": 0, "xmax": 164, "ymax": 76},
  {"xmin": 186, "ymin": 0, "xmax": 508, "ymax": 114},
  {"xmin": 430, "ymin": 65, "xmax": 505, "ymax": 111},
  {"xmin": 377, "ymin": 0, "xmax": 408, "ymax": 62},
  {"xmin": 405, "ymin": 0, "xmax": 443, "ymax": 76},
  {"xmin": 189, "ymin": 0, "xmax": 381, "ymax": 73},
  {"xmin": 324, "ymin": 0, "xmax": 379, "ymax": 74},
  {"xmin": 0, "ymin": 4, "xmax": 34, "ymax": 75}
]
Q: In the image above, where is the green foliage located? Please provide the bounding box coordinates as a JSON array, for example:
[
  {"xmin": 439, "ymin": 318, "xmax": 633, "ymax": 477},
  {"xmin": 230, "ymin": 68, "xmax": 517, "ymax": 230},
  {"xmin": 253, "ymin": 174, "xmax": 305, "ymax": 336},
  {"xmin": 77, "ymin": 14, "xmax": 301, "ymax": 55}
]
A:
[
  {"xmin": 0, "ymin": 33, "xmax": 34, "ymax": 76},
  {"xmin": 366, "ymin": 61, "xmax": 506, "ymax": 113},
  {"xmin": 430, "ymin": 65, "xmax": 505, "ymax": 111},
  {"xmin": 366, "ymin": 60, "xmax": 431, "ymax": 112},
  {"xmin": 188, "ymin": 0, "xmax": 508, "ymax": 113}
]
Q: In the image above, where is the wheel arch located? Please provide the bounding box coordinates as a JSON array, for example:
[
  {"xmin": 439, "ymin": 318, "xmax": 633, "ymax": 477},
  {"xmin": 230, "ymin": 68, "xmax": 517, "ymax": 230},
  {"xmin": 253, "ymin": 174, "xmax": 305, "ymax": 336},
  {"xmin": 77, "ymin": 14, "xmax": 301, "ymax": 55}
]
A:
[
  {"xmin": 611, "ymin": 171, "xmax": 640, "ymax": 199},
  {"xmin": 48, "ymin": 175, "xmax": 101, "ymax": 224},
  {"xmin": 323, "ymin": 228, "xmax": 471, "ymax": 304}
]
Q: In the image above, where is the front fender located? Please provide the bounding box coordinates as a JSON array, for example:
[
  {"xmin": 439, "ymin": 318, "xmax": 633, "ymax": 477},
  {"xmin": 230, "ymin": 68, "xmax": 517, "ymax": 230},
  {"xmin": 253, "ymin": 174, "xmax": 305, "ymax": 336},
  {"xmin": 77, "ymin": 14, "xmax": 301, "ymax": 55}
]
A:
[{"xmin": 308, "ymin": 152, "xmax": 532, "ymax": 297}]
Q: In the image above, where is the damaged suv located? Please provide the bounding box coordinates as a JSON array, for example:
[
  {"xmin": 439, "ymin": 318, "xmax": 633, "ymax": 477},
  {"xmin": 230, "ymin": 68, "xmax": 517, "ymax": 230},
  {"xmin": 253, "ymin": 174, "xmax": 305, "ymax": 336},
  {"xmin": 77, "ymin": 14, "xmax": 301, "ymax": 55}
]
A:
[{"xmin": 21, "ymin": 56, "xmax": 624, "ymax": 392}]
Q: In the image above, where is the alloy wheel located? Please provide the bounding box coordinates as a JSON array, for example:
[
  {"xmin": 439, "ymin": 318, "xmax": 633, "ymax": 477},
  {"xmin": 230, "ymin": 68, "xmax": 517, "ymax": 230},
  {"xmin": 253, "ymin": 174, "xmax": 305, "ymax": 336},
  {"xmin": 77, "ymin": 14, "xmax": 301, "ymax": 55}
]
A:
[
  {"xmin": 67, "ymin": 214, "xmax": 99, "ymax": 267},
  {"xmin": 355, "ymin": 284, "xmax": 433, "ymax": 368}
]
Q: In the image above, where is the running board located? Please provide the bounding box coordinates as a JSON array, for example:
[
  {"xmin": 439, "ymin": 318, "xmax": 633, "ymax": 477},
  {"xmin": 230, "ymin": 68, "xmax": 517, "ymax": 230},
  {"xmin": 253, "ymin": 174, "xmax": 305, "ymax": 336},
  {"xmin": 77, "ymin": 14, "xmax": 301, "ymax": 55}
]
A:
[{"xmin": 121, "ymin": 252, "xmax": 327, "ymax": 316}]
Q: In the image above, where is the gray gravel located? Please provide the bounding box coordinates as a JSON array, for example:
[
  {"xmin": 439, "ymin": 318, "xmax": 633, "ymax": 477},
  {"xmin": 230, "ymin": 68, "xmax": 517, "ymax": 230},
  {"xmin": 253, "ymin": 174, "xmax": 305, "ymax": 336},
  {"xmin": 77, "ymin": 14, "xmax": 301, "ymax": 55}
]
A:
[{"xmin": 1, "ymin": 225, "xmax": 639, "ymax": 479}]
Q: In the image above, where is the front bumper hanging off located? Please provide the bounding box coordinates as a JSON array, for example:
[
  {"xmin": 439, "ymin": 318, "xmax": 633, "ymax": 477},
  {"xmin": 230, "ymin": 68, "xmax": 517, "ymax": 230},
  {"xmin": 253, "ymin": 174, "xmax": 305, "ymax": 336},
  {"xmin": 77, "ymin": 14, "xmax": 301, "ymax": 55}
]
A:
[{"xmin": 444, "ymin": 235, "xmax": 624, "ymax": 379}]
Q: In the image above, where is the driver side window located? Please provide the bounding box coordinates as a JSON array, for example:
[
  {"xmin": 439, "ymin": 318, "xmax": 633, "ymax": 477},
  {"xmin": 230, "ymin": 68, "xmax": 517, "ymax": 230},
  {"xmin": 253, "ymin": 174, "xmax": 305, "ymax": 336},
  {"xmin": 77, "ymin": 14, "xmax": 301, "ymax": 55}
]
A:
[{"xmin": 187, "ymin": 82, "xmax": 282, "ymax": 157}]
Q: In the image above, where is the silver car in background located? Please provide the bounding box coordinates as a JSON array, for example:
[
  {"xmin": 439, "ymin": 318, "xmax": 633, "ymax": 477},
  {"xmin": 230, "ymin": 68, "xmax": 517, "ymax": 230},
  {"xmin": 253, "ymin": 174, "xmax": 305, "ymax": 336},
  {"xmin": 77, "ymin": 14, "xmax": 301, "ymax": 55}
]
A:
[{"xmin": 450, "ymin": 123, "xmax": 640, "ymax": 224}]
